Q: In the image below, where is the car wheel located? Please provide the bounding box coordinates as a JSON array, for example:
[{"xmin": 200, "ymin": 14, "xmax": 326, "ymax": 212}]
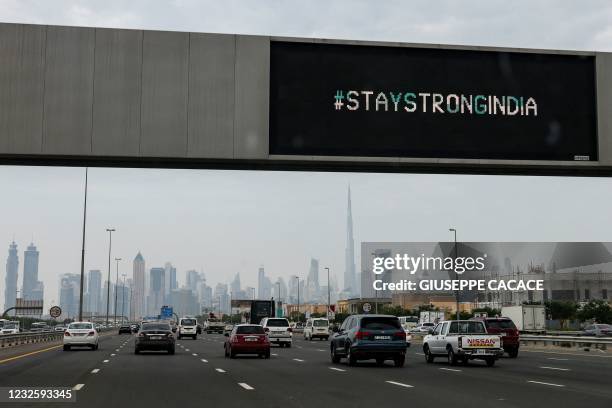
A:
[
  {"xmin": 134, "ymin": 347, "xmax": 140, "ymax": 354},
  {"xmin": 376, "ymin": 358, "xmax": 385, "ymax": 366},
  {"xmin": 394, "ymin": 355, "xmax": 405, "ymax": 368},
  {"xmin": 229, "ymin": 347, "xmax": 236, "ymax": 359},
  {"xmin": 331, "ymin": 345, "xmax": 341, "ymax": 363},
  {"xmin": 265, "ymin": 350, "xmax": 271, "ymax": 359},
  {"xmin": 424, "ymin": 345, "xmax": 434, "ymax": 363},
  {"xmin": 193, "ymin": 335, "xmax": 197, "ymax": 340},
  {"xmin": 63, "ymin": 345, "xmax": 70, "ymax": 351},
  {"xmin": 447, "ymin": 348, "xmax": 457, "ymax": 366},
  {"xmin": 286, "ymin": 343, "xmax": 292, "ymax": 348},
  {"xmin": 168, "ymin": 347, "xmax": 175, "ymax": 355},
  {"xmin": 485, "ymin": 358, "xmax": 495, "ymax": 367},
  {"xmin": 508, "ymin": 348, "xmax": 519, "ymax": 358},
  {"xmin": 346, "ymin": 347, "xmax": 356, "ymax": 366},
  {"xmin": 224, "ymin": 345, "xmax": 228, "ymax": 357},
  {"xmin": 177, "ymin": 334, "xmax": 182, "ymax": 340}
]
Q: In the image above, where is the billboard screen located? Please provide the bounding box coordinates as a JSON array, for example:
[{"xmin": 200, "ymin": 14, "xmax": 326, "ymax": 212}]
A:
[{"xmin": 270, "ymin": 42, "xmax": 597, "ymax": 161}]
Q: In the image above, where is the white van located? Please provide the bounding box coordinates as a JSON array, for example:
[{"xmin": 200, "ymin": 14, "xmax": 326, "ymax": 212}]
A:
[
  {"xmin": 260, "ymin": 317, "xmax": 292, "ymax": 347},
  {"xmin": 178, "ymin": 317, "xmax": 198, "ymax": 340},
  {"xmin": 303, "ymin": 318, "xmax": 329, "ymax": 341}
]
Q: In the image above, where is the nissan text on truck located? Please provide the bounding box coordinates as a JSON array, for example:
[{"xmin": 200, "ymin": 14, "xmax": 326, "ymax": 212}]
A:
[{"xmin": 423, "ymin": 320, "xmax": 504, "ymax": 366}]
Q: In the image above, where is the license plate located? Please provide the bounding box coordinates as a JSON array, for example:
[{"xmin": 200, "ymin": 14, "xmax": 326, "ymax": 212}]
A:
[
  {"xmin": 475, "ymin": 349, "xmax": 489, "ymax": 354},
  {"xmin": 245, "ymin": 338, "xmax": 257, "ymax": 342},
  {"xmin": 374, "ymin": 336, "xmax": 391, "ymax": 340},
  {"xmin": 151, "ymin": 336, "xmax": 162, "ymax": 340}
]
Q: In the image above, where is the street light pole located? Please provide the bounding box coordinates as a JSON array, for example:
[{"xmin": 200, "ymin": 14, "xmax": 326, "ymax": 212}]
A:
[
  {"xmin": 449, "ymin": 228, "xmax": 458, "ymax": 322},
  {"xmin": 105, "ymin": 228, "xmax": 115, "ymax": 327},
  {"xmin": 295, "ymin": 276, "xmax": 300, "ymax": 323},
  {"xmin": 121, "ymin": 273, "xmax": 126, "ymax": 323},
  {"xmin": 78, "ymin": 168, "xmax": 88, "ymax": 321},
  {"xmin": 324, "ymin": 267, "xmax": 330, "ymax": 320},
  {"xmin": 276, "ymin": 281, "xmax": 280, "ymax": 317},
  {"xmin": 114, "ymin": 258, "xmax": 121, "ymax": 324}
]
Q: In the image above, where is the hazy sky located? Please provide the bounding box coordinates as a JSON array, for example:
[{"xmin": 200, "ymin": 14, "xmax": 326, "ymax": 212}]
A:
[{"xmin": 2, "ymin": 1, "xmax": 612, "ymax": 309}]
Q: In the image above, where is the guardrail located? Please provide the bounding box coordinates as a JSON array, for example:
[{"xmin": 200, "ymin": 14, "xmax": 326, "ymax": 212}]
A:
[
  {"xmin": 521, "ymin": 335, "xmax": 611, "ymax": 350},
  {"xmin": 0, "ymin": 331, "xmax": 64, "ymax": 348}
]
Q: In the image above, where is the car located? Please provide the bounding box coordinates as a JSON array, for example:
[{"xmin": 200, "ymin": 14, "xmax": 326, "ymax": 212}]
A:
[
  {"xmin": 130, "ymin": 324, "xmax": 140, "ymax": 333},
  {"xmin": 177, "ymin": 317, "xmax": 198, "ymax": 340},
  {"xmin": 260, "ymin": 317, "xmax": 293, "ymax": 347},
  {"xmin": 63, "ymin": 322, "xmax": 99, "ymax": 351},
  {"xmin": 303, "ymin": 318, "xmax": 330, "ymax": 341},
  {"xmin": 423, "ymin": 320, "xmax": 503, "ymax": 367},
  {"xmin": 583, "ymin": 323, "xmax": 612, "ymax": 337},
  {"xmin": 224, "ymin": 324, "xmax": 271, "ymax": 358},
  {"xmin": 0, "ymin": 321, "xmax": 20, "ymax": 335},
  {"xmin": 118, "ymin": 324, "xmax": 132, "ymax": 334},
  {"xmin": 330, "ymin": 314, "xmax": 408, "ymax": 367},
  {"xmin": 472, "ymin": 316, "xmax": 520, "ymax": 358},
  {"xmin": 54, "ymin": 325, "xmax": 66, "ymax": 332},
  {"xmin": 410, "ymin": 322, "xmax": 436, "ymax": 334},
  {"xmin": 135, "ymin": 322, "xmax": 175, "ymax": 354}
]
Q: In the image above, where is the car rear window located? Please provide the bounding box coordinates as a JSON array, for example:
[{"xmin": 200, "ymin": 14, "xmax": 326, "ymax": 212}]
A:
[
  {"xmin": 360, "ymin": 317, "xmax": 401, "ymax": 330},
  {"xmin": 313, "ymin": 320, "xmax": 329, "ymax": 327},
  {"xmin": 181, "ymin": 319, "xmax": 196, "ymax": 326},
  {"xmin": 265, "ymin": 319, "xmax": 289, "ymax": 327},
  {"xmin": 485, "ymin": 319, "xmax": 517, "ymax": 330},
  {"xmin": 142, "ymin": 323, "xmax": 170, "ymax": 331},
  {"xmin": 236, "ymin": 326, "xmax": 265, "ymax": 334},
  {"xmin": 448, "ymin": 321, "xmax": 486, "ymax": 334},
  {"xmin": 68, "ymin": 323, "xmax": 93, "ymax": 330}
]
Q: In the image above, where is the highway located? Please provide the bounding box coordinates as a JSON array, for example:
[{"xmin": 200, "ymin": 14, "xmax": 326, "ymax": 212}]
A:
[{"xmin": 0, "ymin": 333, "xmax": 611, "ymax": 407}]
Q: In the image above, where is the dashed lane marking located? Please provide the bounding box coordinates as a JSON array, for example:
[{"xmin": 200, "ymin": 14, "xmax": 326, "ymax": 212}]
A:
[
  {"xmin": 539, "ymin": 366, "xmax": 571, "ymax": 371},
  {"xmin": 527, "ymin": 380, "xmax": 565, "ymax": 387},
  {"xmin": 91, "ymin": 369, "xmax": 100, "ymax": 374},
  {"xmin": 329, "ymin": 367, "xmax": 346, "ymax": 372},
  {"xmin": 385, "ymin": 381, "xmax": 414, "ymax": 388},
  {"xmin": 547, "ymin": 357, "xmax": 569, "ymax": 361},
  {"xmin": 293, "ymin": 358, "xmax": 305, "ymax": 362},
  {"xmin": 111, "ymin": 354, "xmax": 116, "ymax": 356},
  {"xmin": 192, "ymin": 353, "xmax": 198, "ymax": 356},
  {"xmin": 271, "ymin": 353, "xmax": 278, "ymax": 356},
  {"xmin": 439, "ymin": 368, "xmax": 462, "ymax": 372},
  {"xmin": 238, "ymin": 383, "xmax": 254, "ymax": 390},
  {"xmin": 103, "ymin": 360, "xmax": 109, "ymax": 363},
  {"xmin": 201, "ymin": 359, "xmax": 208, "ymax": 363},
  {"xmin": 215, "ymin": 368, "xmax": 226, "ymax": 373},
  {"xmin": 73, "ymin": 384, "xmax": 85, "ymax": 391}
]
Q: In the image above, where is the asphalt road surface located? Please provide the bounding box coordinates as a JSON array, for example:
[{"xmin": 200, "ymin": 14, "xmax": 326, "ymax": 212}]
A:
[{"xmin": 1, "ymin": 333, "xmax": 611, "ymax": 407}]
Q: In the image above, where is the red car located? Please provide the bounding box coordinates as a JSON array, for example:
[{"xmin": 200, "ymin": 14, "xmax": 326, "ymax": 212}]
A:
[
  {"xmin": 472, "ymin": 317, "xmax": 520, "ymax": 358},
  {"xmin": 224, "ymin": 324, "xmax": 270, "ymax": 359}
]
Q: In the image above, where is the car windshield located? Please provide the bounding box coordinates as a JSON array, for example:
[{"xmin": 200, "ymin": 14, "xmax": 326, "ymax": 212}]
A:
[
  {"xmin": 266, "ymin": 319, "xmax": 289, "ymax": 327},
  {"xmin": 596, "ymin": 324, "xmax": 612, "ymax": 329},
  {"xmin": 4, "ymin": 323, "xmax": 18, "ymax": 329},
  {"xmin": 486, "ymin": 320, "xmax": 517, "ymax": 330},
  {"xmin": 236, "ymin": 326, "xmax": 265, "ymax": 334},
  {"xmin": 423, "ymin": 323, "xmax": 435, "ymax": 327},
  {"xmin": 313, "ymin": 320, "xmax": 329, "ymax": 327},
  {"xmin": 448, "ymin": 321, "xmax": 486, "ymax": 334},
  {"xmin": 181, "ymin": 319, "xmax": 196, "ymax": 326},
  {"xmin": 68, "ymin": 323, "xmax": 93, "ymax": 330},
  {"xmin": 142, "ymin": 323, "xmax": 170, "ymax": 331},
  {"xmin": 361, "ymin": 317, "xmax": 401, "ymax": 330}
]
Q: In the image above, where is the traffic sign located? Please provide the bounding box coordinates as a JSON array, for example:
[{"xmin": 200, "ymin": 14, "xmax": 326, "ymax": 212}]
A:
[
  {"xmin": 362, "ymin": 303, "xmax": 372, "ymax": 313},
  {"xmin": 160, "ymin": 306, "xmax": 173, "ymax": 319},
  {"xmin": 49, "ymin": 306, "xmax": 62, "ymax": 318}
]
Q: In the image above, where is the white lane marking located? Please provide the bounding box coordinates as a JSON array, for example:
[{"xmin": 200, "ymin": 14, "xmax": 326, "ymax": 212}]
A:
[
  {"xmin": 527, "ymin": 380, "xmax": 565, "ymax": 387},
  {"xmin": 439, "ymin": 368, "xmax": 462, "ymax": 372},
  {"xmin": 201, "ymin": 359, "xmax": 208, "ymax": 363},
  {"xmin": 185, "ymin": 349, "xmax": 190, "ymax": 352},
  {"xmin": 215, "ymin": 368, "xmax": 226, "ymax": 373},
  {"xmin": 111, "ymin": 354, "xmax": 116, "ymax": 356},
  {"xmin": 293, "ymin": 358, "xmax": 304, "ymax": 362},
  {"xmin": 103, "ymin": 359, "xmax": 109, "ymax": 363},
  {"xmin": 329, "ymin": 367, "xmax": 346, "ymax": 372},
  {"xmin": 539, "ymin": 366, "xmax": 571, "ymax": 371},
  {"xmin": 316, "ymin": 349, "xmax": 325, "ymax": 352},
  {"xmin": 73, "ymin": 384, "xmax": 85, "ymax": 391},
  {"xmin": 415, "ymin": 352, "xmax": 425, "ymax": 356},
  {"xmin": 547, "ymin": 357, "xmax": 569, "ymax": 361},
  {"xmin": 238, "ymin": 383, "xmax": 254, "ymax": 390},
  {"xmin": 297, "ymin": 346, "xmax": 303, "ymax": 349},
  {"xmin": 115, "ymin": 349, "xmax": 119, "ymax": 352},
  {"xmin": 385, "ymin": 381, "xmax": 414, "ymax": 388},
  {"xmin": 192, "ymin": 353, "xmax": 198, "ymax": 356},
  {"xmin": 271, "ymin": 353, "xmax": 278, "ymax": 356},
  {"xmin": 91, "ymin": 369, "xmax": 100, "ymax": 374}
]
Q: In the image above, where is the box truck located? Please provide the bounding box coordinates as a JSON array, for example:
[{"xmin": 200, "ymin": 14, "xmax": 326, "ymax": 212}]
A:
[
  {"xmin": 419, "ymin": 311, "xmax": 446, "ymax": 324},
  {"xmin": 501, "ymin": 305, "xmax": 546, "ymax": 332}
]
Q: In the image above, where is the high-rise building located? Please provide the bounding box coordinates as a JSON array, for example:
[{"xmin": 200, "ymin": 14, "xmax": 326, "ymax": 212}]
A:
[
  {"xmin": 87, "ymin": 270, "xmax": 102, "ymax": 314},
  {"xmin": 164, "ymin": 262, "xmax": 177, "ymax": 302},
  {"xmin": 133, "ymin": 252, "xmax": 145, "ymax": 320},
  {"xmin": 115, "ymin": 280, "xmax": 131, "ymax": 321},
  {"xmin": 169, "ymin": 288, "xmax": 199, "ymax": 317},
  {"xmin": 22, "ymin": 242, "xmax": 42, "ymax": 301},
  {"xmin": 198, "ymin": 281, "xmax": 213, "ymax": 310},
  {"xmin": 257, "ymin": 267, "xmax": 265, "ymax": 299},
  {"xmin": 186, "ymin": 270, "xmax": 202, "ymax": 294},
  {"xmin": 230, "ymin": 272, "xmax": 241, "ymax": 295},
  {"xmin": 59, "ymin": 273, "xmax": 80, "ymax": 319},
  {"xmin": 306, "ymin": 258, "xmax": 320, "ymax": 301},
  {"xmin": 148, "ymin": 267, "xmax": 165, "ymax": 316},
  {"xmin": 275, "ymin": 277, "xmax": 288, "ymax": 302},
  {"xmin": 214, "ymin": 283, "xmax": 230, "ymax": 314},
  {"xmin": 344, "ymin": 186, "xmax": 357, "ymax": 296},
  {"xmin": 4, "ymin": 241, "xmax": 19, "ymax": 313}
]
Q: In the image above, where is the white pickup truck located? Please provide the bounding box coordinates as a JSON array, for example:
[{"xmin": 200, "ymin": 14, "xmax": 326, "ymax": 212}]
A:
[{"xmin": 423, "ymin": 320, "xmax": 503, "ymax": 367}]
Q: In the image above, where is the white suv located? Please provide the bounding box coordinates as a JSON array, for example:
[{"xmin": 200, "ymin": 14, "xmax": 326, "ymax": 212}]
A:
[
  {"xmin": 303, "ymin": 318, "xmax": 329, "ymax": 341},
  {"xmin": 177, "ymin": 317, "xmax": 198, "ymax": 340},
  {"xmin": 260, "ymin": 317, "xmax": 292, "ymax": 347}
]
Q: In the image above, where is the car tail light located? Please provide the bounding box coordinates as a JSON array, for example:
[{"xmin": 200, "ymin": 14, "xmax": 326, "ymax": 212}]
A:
[
  {"xmin": 138, "ymin": 332, "xmax": 145, "ymax": 337},
  {"xmin": 64, "ymin": 331, "xmax": 71, "ymax": 337},
  {"xmin": 167, "ymin": 333, "xmax": 174, "ymax": 338},
  {"xmin": 355, "ymin": 330, "xmax": 371, "ymax": 340},
  {"xmin": 394, "ymin": 331, "xmax": 406, "ymax": 340},
  {"xmin": 287, "ymin": 327, "xmax": 292, "ymax": 333},
  {"xmin": 88, "ymin": 331, "xmax": 95, "ymax": 336},
  {"xmin": 264, "ymin": 327, "xmax": 269, "ymax": 332},
  {"xmin": 458, "ymin": 336, "xmax": 462, "ymax": 348}
]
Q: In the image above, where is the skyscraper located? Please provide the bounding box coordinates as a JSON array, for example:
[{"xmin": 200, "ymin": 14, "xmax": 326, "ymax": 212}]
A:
[
  {"xmin": 186, "ymin": 270, "xmax": 202, "ymax": 294},
  {"xmin": 344, "ymin": 186, "xmax": 357, "ymax": 296},
  {"xmin": 59, "ymin": 273, "xmax": 80, "ymax": 319},
  {"xmin": 87, "ymin": 269, "xmax": 102, "ymax": 314},
  {"xmin": 258, "ymin": 267, "xmax": 266, "ymax": 299},
  {"xmin": 4, "ymin": 241, "xmax": 19, "ymax": 312},
  {"xmin": 230, "ymin": 272, "xmax": 241, "ymax": 294},
  {"xmin": 22, "ymin": 242, "xmax": 42, "ymax": 300},
  {"xmin": 306, "ymin": 258, "xmax": 320, "ymax": 301},
  {"xmin": 133, "ymin": 252, "xmax": 146, "ymax": 320},
  {"xmin": 148, "ymin": 267, "xmax": 165, "ymax": 316}
]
